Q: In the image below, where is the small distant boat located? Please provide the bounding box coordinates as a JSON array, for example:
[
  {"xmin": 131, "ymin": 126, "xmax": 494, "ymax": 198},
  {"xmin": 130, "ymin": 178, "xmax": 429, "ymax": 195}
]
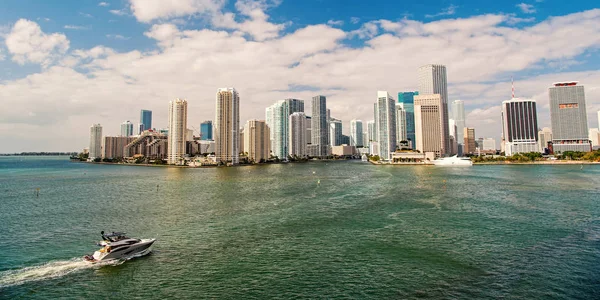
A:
[
  {"xmin": 432, "ymin": 155, "xmax": 473, "ymax": 166},
  {"xmin": 84, "ymin": 231, "xmax": 155, "ymax": 263},
  {"xmin": 361, "ymin": 154, "xmax": 368, "ymax": 162}
]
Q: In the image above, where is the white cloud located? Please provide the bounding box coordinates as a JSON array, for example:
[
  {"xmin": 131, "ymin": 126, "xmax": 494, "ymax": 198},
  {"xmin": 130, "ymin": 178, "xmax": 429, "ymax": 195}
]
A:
[
  {"xmin": 106, "ymin": 34, "xmax": 130, "ymax": 40},
  {"xmin": 128, "ymin": 0, "xmax": 224, "ymax": 23},
  {"xmin": 350, "ymin": 17, "xmax": 360, "ymax": 24},
  {"xmin": 36, "ymin": 17, "xmax": 51, "ymax": 22},
  {"xmin": 5, "ymin": 19, "xmax": 69, "ymax": 66},
  {"xmin": 327, "ymin": 20, "xmax": 344, "ymax": 26},
  {"xmin": 425, "ymin": 5, "xmax": 458, "ymax": 18},
  {"xmin": 109, "ymin": 9, "xmax": 128, "ymax": 16},
  {"xmin": 517, "ymin": 3, "xmax": 536, "ymax": 14},
  {"xmin": 79, "ymin": 12, "xmax": 93, "ymax": 18},
  {"xmin": 64, "ymin": 25, "xmax": 90, "ymax": 30},
  {"xmin": 98, "ymin": 2, "xmax": 109, "ymax": 6}
]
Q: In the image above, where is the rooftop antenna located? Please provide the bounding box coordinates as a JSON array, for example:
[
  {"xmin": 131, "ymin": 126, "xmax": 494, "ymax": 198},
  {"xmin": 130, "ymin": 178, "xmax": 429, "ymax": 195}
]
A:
[{"xmin": 512, "ymin": 76, "xmax": 515, "ymax": 99}]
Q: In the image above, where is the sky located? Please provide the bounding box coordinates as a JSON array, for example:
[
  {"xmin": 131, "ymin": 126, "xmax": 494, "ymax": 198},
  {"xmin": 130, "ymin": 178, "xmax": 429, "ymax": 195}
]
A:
[{"xmin": 1, "ymin": 0, "xmax": 600, "ymax": 152}]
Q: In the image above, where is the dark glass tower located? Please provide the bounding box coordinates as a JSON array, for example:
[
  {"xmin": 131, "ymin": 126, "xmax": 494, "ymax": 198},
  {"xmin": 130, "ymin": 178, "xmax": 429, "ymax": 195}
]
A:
[{"xmin": 398, "ymin": 91, "xmax": 418, "ymax": 149}]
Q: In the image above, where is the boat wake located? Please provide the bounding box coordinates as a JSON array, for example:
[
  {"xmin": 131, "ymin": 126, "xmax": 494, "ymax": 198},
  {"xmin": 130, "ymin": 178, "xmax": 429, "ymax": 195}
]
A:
[{"xmin": 0, "ymin": 258, "xmax": 121, "ymax": 289}]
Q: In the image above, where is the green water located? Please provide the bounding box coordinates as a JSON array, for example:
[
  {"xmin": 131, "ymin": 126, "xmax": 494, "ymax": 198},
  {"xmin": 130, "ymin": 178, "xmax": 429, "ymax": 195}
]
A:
[{"xmin": 1, "ymin": 156, "xmax": 599, "ymax": 299}]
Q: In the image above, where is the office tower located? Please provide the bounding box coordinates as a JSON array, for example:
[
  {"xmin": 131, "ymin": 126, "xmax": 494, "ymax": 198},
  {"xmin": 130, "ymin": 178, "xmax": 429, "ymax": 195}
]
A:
[
  {"xmin": 311, "ymin": 95, "xmax": 329, "ymax": 157},
  {"xmin": 418, "ymin": 64, "xmax": 450, "ymax": 154},
  {"xmin": 449, "ymin": 119, "xmax": 458, "ymax": 154},
  {"xmin": 289, "ymin": 112, "xmax": 307, "ymax": 157},
  {"xmin": 326, "ymin": 109, "xmax": 331, "ymax": 146},
  {"xmin": 215, "ymin": 88, "xmax": 240, "ymax": 164},
  {"xmin": 398, "ymin": 91, "xmax": 418, "ymax": 149},
  {"xmin": 137, "ymin": 123, "xmax": 144, "ymax": 135},
  {"xmin": 452, "ymin": 100, "xmax": 465, "ymax": 144},
  {"xmin": 244, "ymin": 119, "xmax": 270, "ymax": 163},
  {"xmin": 482, "ymin": 138, "xmax": 496, "ymax": 151},
  {"xmin": 120, "ymin": 120, "xmax": 134, "ymax": 137},
  {"xmin": 266, "ymin": 99, "xmax": 304, "ymax": 159},
  {"xmin": 200, "ymin": 120, "xmax": 213, "ymax": 140},
  {"xmin": 538, "ymin": 127, "xmax": 553, "ymax": 153},
  {"xmin": 367, "ymin": 120, "xmax": 376, "ymax": 144},
  {"xmin": 375, "ymin": 91, "xmax": 397, "ymax": 160},
  {"xmin": 597, "ymin": 110, "xmax": 600, "ymax": 129},
  {"xmin": 305, "ymin": 115, "xmax": 312, "ymax": 147},
  {"xmin": 102, "ymin": 136, "xmax": 135, "ymax": 159},
  {"xmin": 350, "ymin": 119, "xmax": 363, "ymax": 147},
  {"xmin": 589, "ymin": 129, "xmax": 600, "ymax": 147},
  {"xmin": 463, "ymin": 127, "xmax": 476, "ymax": 154},
  {"xmin": 396, "ymin": 104, "xmax": 407, "ymax": 144},
  {"xmin": 140, "ymin": 109, "xmax": 152, "ymax": 132},
  {"xmin": 168, "ymin": 98, "xmax": 188, "ymax": 165},
  {"xmin": 341, "ymin": 135, "xmax": 350, "ymax": 145},
  {"xmin": 89, "ymin": 124, "xmax": 103, "ymax": 159},
  {"xmin": 329, "ymin": 118, "xmax": 343, "ymax": 146},
  {"xmin": 414, "ymin": 94, "xmax": 443, "ymax": 157},
  {"xmin": 501, "ymin": 98, "xmax": 539, "ymax": 156},
  {"xmin": 239, "ymin": 128, "xmax": 244, "ymax": 154},
  {"xmin": 549, "ymin": 82, "xmax": 591, "ymax": 153}
]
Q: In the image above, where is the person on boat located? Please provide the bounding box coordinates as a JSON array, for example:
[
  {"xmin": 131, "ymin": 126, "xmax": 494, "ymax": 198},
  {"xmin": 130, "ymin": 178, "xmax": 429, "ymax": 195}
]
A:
[{"xmin": 101, "ymin": 231, "xmax": 108, "ymax": 241}]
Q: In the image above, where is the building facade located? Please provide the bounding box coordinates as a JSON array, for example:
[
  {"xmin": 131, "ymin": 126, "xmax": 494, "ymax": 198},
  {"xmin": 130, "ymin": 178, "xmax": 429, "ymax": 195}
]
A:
[
  {"xmin": 501, "ymin": 98, "xmax": 539, "ymax": 156},
  {"xmin": 200, "ymin": 120, "xmax": 213, "ymax": 140},
  {"xmin": 367, "ymin": 120, "xmax": 376, "ymax": 145},
  {"xmin": 120, "ymin": 120, "xmax": 134, "ymax": 137},
  {"xmin": 396, "ymin": 103, "xmax": 407, "ymax": 145},
  {"xmin": 350, "ymin": 119, "xmax": 363, "ymax": 147},
  {"xmin": 125, "ymin": 130, "xmax": 168, "ymax": 159},
  {"xmin": 215, "ymin": 88, "xmax": 240, "ymax": 164},
  {"xmin": 102, "ymin": 136, "xmax": 135, "ymax": 159},
  {"xmin": 89, "ymin": 124, "xmax": 103, "ymax": 159},
  {"xmin": 329, "ymin": 118, "xmax": 343, "ymax": 146},
  {"xmin": 414, "ymin": 94, "xmax": 443, "ymax": 157},
  {"xmin": 375, "ymin": 91, "xmax": 397, "ymax": 160},
  {"xmin": 289, "ymin": 112, "xmax": 307, "ymax": 157},
  {"xmin": 463, "ymin": 127, "xmax": 476, "ymax": 154},
  {"xmin": 140, "ymin": 109, "xmax": 152, "ymax": 132},
  {"xmin": 398, "ymin": 91, "xmax": 418, "ymax": 149},
  {"xmin": 311, "ymin": 95, "xmax": 329, "ymax": 157},
  {"xmin": 452, "ymin": 100, "xmax": 465, "ymax": 145},
  {"xmin": 244, "ymin": 119, "xmax": 270, "ymax": 163},
  {"xmin": 418, "ymin": 64, "xmax": 450, "ymax": 155},
  {"xmin": 538, "ymin": 127, "xmax": 552, "ymax": 153},
  {"xmin": 549, "ymin": 82, "xmax": 591, "ymax": 153},
  {"xmin": 266, "ymin": 99, "xmax": 304, "ymax": 159},
  {"xmin": 168, "ymin": 98, "xmax": 188, "ymax": 164}
]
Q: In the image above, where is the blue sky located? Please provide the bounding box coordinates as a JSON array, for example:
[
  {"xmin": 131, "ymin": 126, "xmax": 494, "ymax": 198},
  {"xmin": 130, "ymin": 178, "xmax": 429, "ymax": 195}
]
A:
[{"xmin": 1, "ymin": 0, "xmax": 600, "ymax": 152}]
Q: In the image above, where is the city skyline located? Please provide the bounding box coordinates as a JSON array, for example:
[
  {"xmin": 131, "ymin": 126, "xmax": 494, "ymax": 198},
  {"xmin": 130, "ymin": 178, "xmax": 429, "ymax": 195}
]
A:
[{"xmin": 1, "ymin": 1, "xmax": 600, "ymax": 152}]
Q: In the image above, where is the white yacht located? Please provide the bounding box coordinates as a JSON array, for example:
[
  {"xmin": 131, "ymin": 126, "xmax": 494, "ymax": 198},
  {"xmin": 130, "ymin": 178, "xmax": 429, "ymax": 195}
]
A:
[
  {"xmin": 432, "ymin": 155, "xmax": 473, "ymax": 166},
  {"xmin": 84, "ymin": 231, "xmax": 155, "ymax": 262}
]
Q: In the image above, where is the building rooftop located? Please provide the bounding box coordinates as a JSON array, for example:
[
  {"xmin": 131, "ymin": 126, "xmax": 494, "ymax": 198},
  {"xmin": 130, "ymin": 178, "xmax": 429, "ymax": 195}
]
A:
[{"xmin": 552, "ymin": 81, "xmax": 578, "ymax": 87}]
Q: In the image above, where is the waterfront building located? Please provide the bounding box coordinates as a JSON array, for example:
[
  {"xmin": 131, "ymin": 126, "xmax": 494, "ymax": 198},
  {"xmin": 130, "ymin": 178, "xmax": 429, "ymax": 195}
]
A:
[
  {"xmin": 121, "ymin": 120, "xmax": 134, "ymax": 137},
  {"xmin": 215, "ymin": 88, "xmax": 240, "ymax": 165},
  {"xmin": 311, "ymin": 95, "xmax": 329, "ymax": 157},
  {"xmin": 289, "ymin": 112, "xmax": 307, "ymax": 157},
  {"xmin": 350, "ymin": 119, "xmax": 363, "ymax": 147},
  {"xmin": 369, "ymin": 141, "xmax": 380, "ymax": 156},
  {"xmin": 418, "ymin": 64, "xmax": 450, "ymax": 155},
  {"xmin": 414, "ymin": 94, "xmax": 443, "ymax": 157},
  {"xmin": 239, "ymin": 128, "xmax": 244, "ymax": 154},
  {"xmin": 140, "ymin": 109, "xmax": 152, "ymax": 132},
  {"xmin": 589, "ymin": 129, "xmax": 600, "ymax": 147},
  {"xmin": 102, "ymin": 136, "xmax": 135, "ymax": 159},
  {"xmin": 305, "ymin": 115, "xmax": 312, "ymax": 148},
  {"xmin": 463, "ymin": 127, "xmax": 476, "ymax": 154},
  {"xmin": 452, "ymin": 100, "xmax": 465, "ymax": 144},
  {"xmin": 244, "ymin": 119, "xmax": 270, "ymax": 163},
  {"xmin": 398, "ymin": 91, "xmax": 418, "ymax": 149},
  {"xmin": 266, "ymin": 99, "xmax": 304, "ymax": 159},
  {"xmin": 330, "ymin": 118, "xmax": 343, "ymax": 146},
  {"xmin": 326, "ymin": 109, "xmax": 331, "ymax": 147},
  {"xmin": 482, "ymin": 138, "xmax": 496, "ymax": 152},
  {"xmin": 168, "ymin": 98, "xmax": 188, "ymax": 165},
  {"xmin": 396, "ymin": 104, "xmax": 407, "ymax": 144},
  {"xmin": 449, "ymin": 119, "xmax": 458, "ymax": 155},
  {"xmin": 341, "ymin": 134, "xmax": 350, "ymax": 146},
  {"xmin": 549, "ymin": 82, "xmax": 591, "ymax": 153},
  {"xmin": 125, "ymin": 130, "xmax": 168, "ymax": 159},
  {"xmin": 367, "ymin": 120, "xmax": 376, "ymax": 145},
  {"xmin": 501, "ymin": 98, "xmax": 539, "ymax": 156},
  {"xmin": 538, "ymin": 127, "xmax": 553, "ymax": 153},
  {"xmin": 200, "ymin": 120, "xmax": 213, "ymax": 140},
  {"xmin": 332, "ymin": 145, "xmax": 356, "ymax": 156},
  {"xmin": 89, "ymin": 124, "xmax": 103, "ymax": 159},
  {"xmin": 375, "ymin": 91, "xmax": 397, "ymax": 160}
]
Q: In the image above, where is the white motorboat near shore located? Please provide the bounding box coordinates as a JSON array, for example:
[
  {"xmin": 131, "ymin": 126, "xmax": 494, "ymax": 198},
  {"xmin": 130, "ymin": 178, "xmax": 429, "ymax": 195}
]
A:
[
  {"xmin": 84, "ymin": 231, "xmax": 155, "ymax": 262},
  {"xmin": 432, "ymin": 155, "xmax": 473, "ymax": 166}
]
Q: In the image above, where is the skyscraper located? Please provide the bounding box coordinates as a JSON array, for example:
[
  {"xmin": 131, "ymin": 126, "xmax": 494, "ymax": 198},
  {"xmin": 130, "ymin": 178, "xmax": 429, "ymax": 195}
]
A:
[
  {"xmin": 89, "ymin": 124, "xmax": 102, "ymax": 159},
  {"xmin": 350, "ymin": 119, "xmax": 363, "ymax": 147},
  {"xmin": 463, "ymin": 127, "xmax": 476, "ymax": 154},
  {"xmin": 396, "ymin": 104, "xmax": 407, "ymax": 144},
  {"xmin": 367, "ymin": 120, "xmax": 376, "ymax": 145},
  {"xmin": 200, "ymin": 120, "xmax": 213, "ymax": 140},
  {"xmin": 244, "ymin": 119, "xmax": 270, "ymax": 163},
  {"xmin": 538, "ymin": 127, "xmax": 552, "ymax": 153},
  {"xmin": 418, "ymin": 64, "xmax": 450, "ymax": 155},
  {"xmin": 375, "ymin": 91, "xmax": 397, "ymax": 160},
  {"xmin": 452, "ymin": 100, "xmax": 465, "ymax": 144},
  {"xmin": 215, "ymin": 88, "xmax": 240, "ymax": 164},
  {"xmin": 311, "ymin": 95, "xmax": 328, "ymax": 157},
  {"xmin": 549, "ymin": 82, "xmax": 591, "ymax": 153},
  {"xmin": 305, "ymin": 115, "xmax": 312, "ymax": 147},
  {"xmin": 414, "ymin": 94, "xmax": 443, "ymax": 157},
  {"xmin": 168, "ymin": 98, "xmax": 188, "ymax": 165},
  {"xmin": 398, "ymin": 91, "xmax": 418, "ymax": 149},
  {"xmin": 501, "ymin": 98, "xmax": 539, "ymax": 156},
  {"xmin": 289, "ymin": 112, "xmax": 307, "ymax": 157},
  {"xmin": 329, "ymin": 118, "xmax": 343, "ymax": 146},
  {"xmin": 120, "ymin": 120, "xmax": 134, "ymax": 137},
  {"xmin": 140, "ymin": 109, "xmax": 152, "ymax": 132},
  {"xmin": 266, "ymin": 99, "xmax": 304, "ymax": 159}
]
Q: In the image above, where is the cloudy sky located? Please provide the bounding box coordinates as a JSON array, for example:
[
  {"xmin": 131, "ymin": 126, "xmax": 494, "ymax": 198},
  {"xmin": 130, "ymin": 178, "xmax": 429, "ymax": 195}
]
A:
[{"xmin": 1, "ymin": 0, "xmax": 599, "ymax": 152}]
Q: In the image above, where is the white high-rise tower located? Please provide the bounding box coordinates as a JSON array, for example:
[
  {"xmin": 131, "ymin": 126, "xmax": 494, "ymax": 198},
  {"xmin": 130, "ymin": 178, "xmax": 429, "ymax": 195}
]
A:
[
  {"xmin": 289, "ymin": 112, "xmax": 307, "ymax": 157},
  {"xmin": 89, "ymin": 124, "xmax": 103, "ymax": 159},
  {"xmin": 452, "ymin": 100, "xmax": 465, "ymax": 143},
  {"xmin": 350, "ymin": 120, "xmax": 363, "ymax": 147},
  {"xmin": 168, "ymin": 98, "xmax": 188, "ymax": 165},
  {"xmin": 375, "ymin": 91, "xmax": 397, "ymax": 160},
  {"xmin": 215, "ymin": 88, "xmax": 240, "ymax": 165},
  {"xmin": 418, "ymin": 64, "xmax": 450, "ymax": 155}
]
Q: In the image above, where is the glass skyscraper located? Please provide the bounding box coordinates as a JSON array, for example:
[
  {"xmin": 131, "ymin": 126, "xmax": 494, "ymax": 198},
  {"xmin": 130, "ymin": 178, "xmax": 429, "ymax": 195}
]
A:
[
  {"xmin": 200, "ymin": 120, "xmax": 213, "ymax": 140},
  {"xmin": 398, "ymin": 91, "xmax": 418, "ymax": 149},
  {"xmin": 140, "ymin": 109, "xmax": 152, "ymax": 132}
]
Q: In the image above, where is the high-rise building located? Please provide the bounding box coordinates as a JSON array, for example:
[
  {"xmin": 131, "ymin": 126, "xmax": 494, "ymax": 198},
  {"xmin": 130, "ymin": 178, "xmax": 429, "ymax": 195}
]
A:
[
  {"xmin": 289, "ymin": 112, "xmax": 307, "ymax": 157},
  {"xmin": 452, "ymin": 100, "xmax": 465, "ymax": 144},
  {"xmin": 137, "ymin": 123, "xmax": 144, "ymax": 135},
  {"xmin": 305, "ymin": 115, "xmax": 312, "ymax": 148},
  {"xmin": 589, "ymin": 129, "xmax": 600, "ymax": 147},
  {"xmin": 449, "ymin": 119, "xmax": 457, "ymax": 155},
  {"xmin": 414, "ymin": 94, "xmax": 443, "ymax": 157},
  {"xmin": 102, "ymin": 136, "xmax": 135, "ymax": 159},
  {"xmin": 549, "ymin": 82, "xmax": 591, "ymax": 153},
  {"xmin": 538, "ymin": 127, "xmax": 552, "ymax": 153},
  {"xmin": 396, "ymin": 104, "xmax": 407, "ymax": 144},
  {"xmin": 168, "ymin": 98, "xmax": 188, "ymax": 165},
  {"xmin": 311, "ymin": 95, "xmax": 329, "ymax": 157},
  {"xmin": 350, "ymin": 119, "xmax": 363, "ymax": 147},
  {"xmin": 244, "ymin": 119, "xmax": 270, "ymax": 163},
  {"xmin": 329, "ymin": 118, "xmax": 343, "ymax": 146},
  {"xmin": 200, "ymin": 120, "xmax": 213, "ymax": 140},
  {"xmin": 597, "ymin": 110, "xmax": 600, "ymax": 129},
  {"xmin": 398, "ymin": 91, "xmax": 418, "ymax": 149},
  {"xmin": 266, "ymin": 99, "xmax": 304, "ymax": 159},
  {"xmin": 418, "ymin": 64, "xmax": 450, "ymax": 155},
  {"xmin": 326, "ymin": 109, "xmax": 331, "ymax": 146},
  {"xmin": 463, "ymin": 127, "xmax": 476, "ymax": 154},
  {"xmin": 482, "ymin": 138, "xmax": 496, "ymax": 151},
  {"xmin": 215, "ymin": 88, "xmax": 240, "ymax": 165},
  {"xmin": 375, "ymin": 91, "xmax": 397, "ymax": 160},
  {"xmin": 341, "ymin": 135, "xmax": 350, "ymax": 146},
  {"xmin": 367, "ymin": 120, "xmax": 376, "ymax": 144},
  {"xmin": 120, "ymin": 120, "xmax": 134, "ymax": 137},
  {"xmin": 501, "ymin": 98, "xmax": 539, "ymax": 156},
  {"xmin": 89, "ymin": 124, "xmax": 103, "ymax": 159},
  {"xmin": 140, "ymin": 109, "xmax": 152, "ymax": 132}
]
